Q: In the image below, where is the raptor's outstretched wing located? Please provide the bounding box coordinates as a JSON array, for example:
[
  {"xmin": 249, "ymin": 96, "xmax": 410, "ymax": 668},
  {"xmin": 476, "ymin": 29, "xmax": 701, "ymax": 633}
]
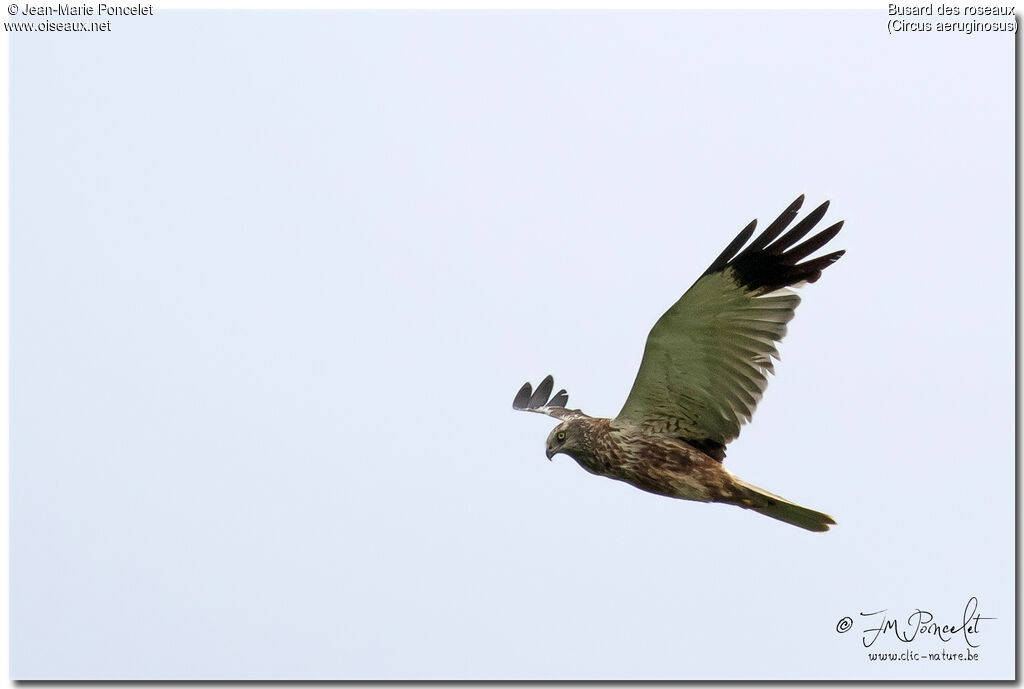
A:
[
  {"xmin": 613, "ymin": 195, "xmax": 844, "ymax": 461},
  {"xmin": 513, "ymin": 375, "xmax": 590, "ymax": 422}
]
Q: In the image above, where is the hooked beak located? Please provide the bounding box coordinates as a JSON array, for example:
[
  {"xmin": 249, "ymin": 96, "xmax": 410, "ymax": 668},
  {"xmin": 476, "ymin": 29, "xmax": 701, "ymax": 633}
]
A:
[{"xmin": 545, "ymin": 446, "xmax": 555, "ymax": 461}]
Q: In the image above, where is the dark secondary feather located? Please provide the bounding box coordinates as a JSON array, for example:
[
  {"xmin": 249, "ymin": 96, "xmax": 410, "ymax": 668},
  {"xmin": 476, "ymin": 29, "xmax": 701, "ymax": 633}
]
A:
[
  {"xmin": 704, "ymin": 195, "xmax": 845, "ymax": 294},
  {"xmin": 513, "ymin": 376, "xmax": 586, "ymax": 421},
  {"xmin": 527, "ymin": 375, "xmax": 554, "ymax": 409}
]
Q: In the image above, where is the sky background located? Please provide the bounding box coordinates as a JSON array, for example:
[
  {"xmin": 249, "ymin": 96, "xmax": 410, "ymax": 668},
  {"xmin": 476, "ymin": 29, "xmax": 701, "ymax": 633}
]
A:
[{"xmin": 10, "ymin": 10, "xmax": 1014, "ymax": 680}]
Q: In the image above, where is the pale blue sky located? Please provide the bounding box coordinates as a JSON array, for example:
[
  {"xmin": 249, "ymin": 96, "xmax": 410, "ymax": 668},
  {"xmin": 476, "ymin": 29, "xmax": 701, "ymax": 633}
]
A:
[{"xmin": 10, "ymin": 10, "xmax": 1014, "ymax": 679}]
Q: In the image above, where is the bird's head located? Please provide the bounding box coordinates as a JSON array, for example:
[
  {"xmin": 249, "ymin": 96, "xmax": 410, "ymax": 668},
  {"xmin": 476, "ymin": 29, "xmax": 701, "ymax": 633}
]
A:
[{"xmin": 545, "ymin": 419, "xmax": 587, "ymax": 460}]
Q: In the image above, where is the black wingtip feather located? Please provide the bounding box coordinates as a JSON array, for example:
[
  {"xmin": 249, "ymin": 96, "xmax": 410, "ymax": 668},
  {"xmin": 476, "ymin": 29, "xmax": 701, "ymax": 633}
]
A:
[
  {"xmin": 770, "ymin": 200, "xmax": 830, "ymax": 254},
  {"xmin": 707, "ymin": 197, "xmax": 844, "ymax": 293},
  {"xmin": 801, "ymin": 250, "xmax": 845, "ymax": 275},
  {"xmin": 704, "ymin": 219, "xmax": 756, "ymax": 275},
  {"xmin": 735, "ymin": 195, "xmax": 805, "ymax": 260},
  {"xmin": 782, "ymin": 221, "xmax": 844, "ymax": 263}
]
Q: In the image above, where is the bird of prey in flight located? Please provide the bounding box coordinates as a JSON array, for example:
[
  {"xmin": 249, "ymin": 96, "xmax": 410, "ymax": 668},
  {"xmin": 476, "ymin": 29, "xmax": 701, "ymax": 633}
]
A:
[{"xmin": 513, "ymin": 196, "xmax": 843, "ymax": 532}]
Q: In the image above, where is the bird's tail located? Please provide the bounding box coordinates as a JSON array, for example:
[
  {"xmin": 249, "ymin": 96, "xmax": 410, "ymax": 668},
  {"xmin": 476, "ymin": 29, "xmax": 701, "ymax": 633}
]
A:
[{"xmin": 730, "ymin": 477, "xmax": 836, "ymax": 533}]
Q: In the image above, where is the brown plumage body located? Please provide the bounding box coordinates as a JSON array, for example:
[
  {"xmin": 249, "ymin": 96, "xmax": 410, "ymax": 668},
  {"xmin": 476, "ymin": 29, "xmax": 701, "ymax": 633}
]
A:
[{"xmin": 548, "ymin": 418, "xmax": 784, "ymax": 512}]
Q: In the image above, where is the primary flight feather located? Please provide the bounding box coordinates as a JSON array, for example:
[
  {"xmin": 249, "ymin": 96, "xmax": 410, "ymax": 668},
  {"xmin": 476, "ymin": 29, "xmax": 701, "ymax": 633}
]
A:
[{"xmin": 513, "ymin": 195, "xmax": 843, "ymax": 532}]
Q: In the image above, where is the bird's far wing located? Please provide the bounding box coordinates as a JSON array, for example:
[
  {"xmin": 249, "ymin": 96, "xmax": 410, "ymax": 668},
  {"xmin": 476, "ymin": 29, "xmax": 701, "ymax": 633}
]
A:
[
  {"xmin": 513, "ymin": 375, "xmax": 590, "ymax": 422},
  {"xmin": 613, "ymin": 196, "xmax": 844, "ymax": 460}
]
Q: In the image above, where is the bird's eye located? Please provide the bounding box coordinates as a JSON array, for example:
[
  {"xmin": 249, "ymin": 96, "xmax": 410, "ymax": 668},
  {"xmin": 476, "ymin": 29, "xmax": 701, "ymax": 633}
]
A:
[{"xmin": 557, "ymin": 431, "xmax": 566, "ymax": 441}]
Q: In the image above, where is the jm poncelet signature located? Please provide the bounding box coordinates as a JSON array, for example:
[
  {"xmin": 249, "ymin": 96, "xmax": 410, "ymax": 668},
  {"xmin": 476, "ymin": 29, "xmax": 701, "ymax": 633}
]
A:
[{"xmin": 835, "ymin": 597, "xmax": 994, "ymax": 649}]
